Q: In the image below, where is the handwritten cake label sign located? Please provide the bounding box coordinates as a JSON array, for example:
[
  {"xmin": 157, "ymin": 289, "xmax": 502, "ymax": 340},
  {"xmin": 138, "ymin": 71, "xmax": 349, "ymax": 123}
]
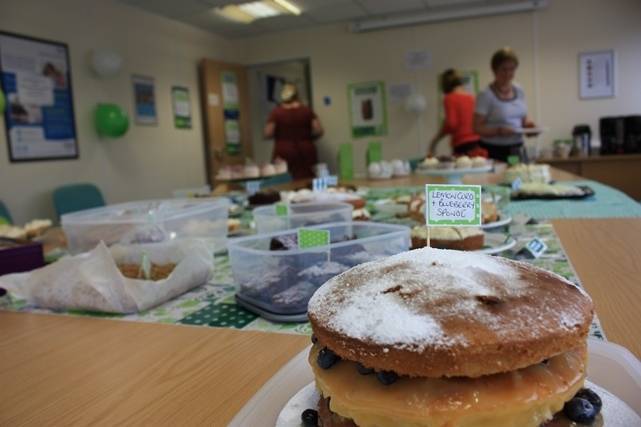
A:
[
  {"xmin": 298, "ymin": 228, "xmax": 330, "ymax": 249},
  {"xmin": 245, "ymin": 180, "xmax": 261, "ymax": 196},
  {"xmin": 425, "ymin": 184, "xmax": 482, "ymax": 226},
  {"xmin": 312, "ymin": 178, "xmax": 327, "ymax": 192},
  {"xmin": 312, "ymin": 176, "xmax": 338, "ymax": 192},
  {"xmin": 524, "ymin": 237, "xmax": 548, "ymax": 258}
]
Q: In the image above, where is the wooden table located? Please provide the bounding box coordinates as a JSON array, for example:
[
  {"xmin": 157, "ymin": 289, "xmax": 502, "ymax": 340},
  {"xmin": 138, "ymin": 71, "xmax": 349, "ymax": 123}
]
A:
[
  {"xmin": 1, "ymin": 219, "xmax": 639, "ymax": 425},
  {"xmin": 265, "ymin": 165, "xmax": 579, "ymax": 192},
  {"xmin": 0, "ymin": 315, "xmax": 309, "ymax": 426},
  {"xmin": 539, "ymin": 154, "xmax": 641, "ymax": 200},
  {"xmin": 552, "ymin": 218, "xmax": 641, "ymax": 358}
]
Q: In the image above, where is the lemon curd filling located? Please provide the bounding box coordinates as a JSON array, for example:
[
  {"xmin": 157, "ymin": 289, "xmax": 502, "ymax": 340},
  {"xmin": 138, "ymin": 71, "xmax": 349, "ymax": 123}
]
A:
[{"xmin": 309, "ymin": 345, "xmax": 586, "ymax": 427}]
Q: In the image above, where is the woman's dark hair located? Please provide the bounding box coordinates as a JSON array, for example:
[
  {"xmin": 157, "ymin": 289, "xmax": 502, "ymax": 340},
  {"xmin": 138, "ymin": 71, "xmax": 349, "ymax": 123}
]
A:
[
  {"xmin": 440, "ymin": 69, "xmax": 463, "ymax": 94},
  {"xmin": 491, "ymin": 47, "xmax": 519, "ymax": 71}
]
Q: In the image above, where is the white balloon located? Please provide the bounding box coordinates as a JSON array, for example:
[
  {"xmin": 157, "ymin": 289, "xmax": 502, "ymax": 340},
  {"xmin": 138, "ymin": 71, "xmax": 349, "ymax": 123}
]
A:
[
  {"xmin": 405, "ymin": 93, "xmax": 427, "ymax": 113},
  {"xmin": 90, "ymin": 49, "xmax": 123, "ymax": 78}
]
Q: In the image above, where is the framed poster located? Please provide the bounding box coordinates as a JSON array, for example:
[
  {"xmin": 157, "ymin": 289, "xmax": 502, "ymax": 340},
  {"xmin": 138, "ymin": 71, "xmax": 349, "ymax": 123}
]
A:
[
  {"xmin": 221, "ymin": 71, "xmax": 241, "ymax": 155},
  {"xmin": 348, "ymin": 81, "xmax": 388, "ymax": 139},
  {"xmin": 132, "ymin": 75, "xmax": 157, "ymax": 125},
  {"xmin": 0, "ymin": 31, "xmax": 78, "ymax": 162},
  {"xmin": 579, "ymin": 50, "xmax": 615, "ymax": 99},
  {"xmin": 171, "ymin": 86, "xmax": 191, "ymax": 129}
]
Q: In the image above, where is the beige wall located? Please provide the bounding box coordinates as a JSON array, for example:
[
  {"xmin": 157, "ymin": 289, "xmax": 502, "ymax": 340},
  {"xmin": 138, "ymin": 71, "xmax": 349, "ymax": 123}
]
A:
[
  {"xmin": 237, "ymin": 0, "xmax": 641, "ymax": 174},
  {"xmin": 2, "ymin": 0, "xmax": 640, "ymax": 222},
  {"xmin": 0, "ymin": 0, "xmax": 239, "ymax": 223}
]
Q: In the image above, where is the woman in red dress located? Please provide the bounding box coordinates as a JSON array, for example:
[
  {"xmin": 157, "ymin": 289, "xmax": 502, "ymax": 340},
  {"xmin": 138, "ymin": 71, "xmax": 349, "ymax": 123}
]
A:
[
  {"xmin": 264, "ymin": 83, "xmax": 323, "ymax": 179},
  {"xmin": 428, "ymin": 69, "xmax": 487, "ymax": 158}
]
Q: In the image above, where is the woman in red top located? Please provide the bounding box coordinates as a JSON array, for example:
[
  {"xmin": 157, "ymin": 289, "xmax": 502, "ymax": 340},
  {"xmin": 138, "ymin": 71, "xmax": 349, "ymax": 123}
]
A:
[
  {"xmin": 264, "ymin": 83, "xmax": 323, "ymax": 179},
  {"xmin": 428, "ymin": 69, "xmax": 486, "ymax": 158}
]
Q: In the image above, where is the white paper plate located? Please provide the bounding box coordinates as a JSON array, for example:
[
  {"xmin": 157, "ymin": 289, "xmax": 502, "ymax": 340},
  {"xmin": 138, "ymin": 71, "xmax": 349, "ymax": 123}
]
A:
[
  {"xmin": 474, "ymin": 232, "xmax": 516, "ymax": 255},
  {"xmin": 481, "ymin": 215, "xmax": 512, "ymax": 230},
  {"xmin": 229, "ymin": 339, "xmax": 641, "ymax": 427},
  {"xmin": 275, "ymin": 380, "xmax": 640, "ymax": 427}
]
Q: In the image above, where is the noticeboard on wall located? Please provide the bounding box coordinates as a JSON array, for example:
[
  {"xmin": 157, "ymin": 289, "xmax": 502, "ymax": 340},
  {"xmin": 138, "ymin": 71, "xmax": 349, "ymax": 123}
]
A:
[
  {"xmin": 0, "ymin": 31, "xmax": 79, "ymax": 162},
  {"xmin": 171, "ymin": 86, "xmax": 191, "ymax": 129},
  {"xmin": 579, "ymin": 50, "xmax": 615, "ymax": 99},
  {"xmin": 132, "ymin": 75, "xmax": 157, "ymax": 125},
  {"xmin": 347, "ymin": 81, "xmax": 388, "ymax": 139}
]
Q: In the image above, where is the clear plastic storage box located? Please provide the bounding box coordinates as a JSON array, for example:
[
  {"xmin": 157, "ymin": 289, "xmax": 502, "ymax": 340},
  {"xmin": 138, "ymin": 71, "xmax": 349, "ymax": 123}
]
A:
[
  {"xmin": 229, "ymin": 221, "xmax": 411, "ymax": 317},
  {"xmin": 253, "ymin": 202, "xmax": 353, "ymax": 234},
  {"xmin": 61, "ymin": 198, "xmax": 230, "ymax": 254}
]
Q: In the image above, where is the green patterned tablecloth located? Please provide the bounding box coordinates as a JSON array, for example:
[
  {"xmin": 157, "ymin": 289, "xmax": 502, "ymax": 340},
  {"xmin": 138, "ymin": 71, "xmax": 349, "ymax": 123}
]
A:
[{"xmin": 1, "ymin": 222, "xmax": 605, "ymax": 341}]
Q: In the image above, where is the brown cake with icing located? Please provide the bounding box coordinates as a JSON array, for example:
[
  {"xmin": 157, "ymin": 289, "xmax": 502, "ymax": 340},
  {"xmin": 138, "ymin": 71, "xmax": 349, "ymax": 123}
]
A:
[
  {"xmin": 307, "ymin": 248, "xmax": 595, "ymax": 427},
  {"xmin": 411, "ymin": 226, "xmax": 484, "ymax": 251}
]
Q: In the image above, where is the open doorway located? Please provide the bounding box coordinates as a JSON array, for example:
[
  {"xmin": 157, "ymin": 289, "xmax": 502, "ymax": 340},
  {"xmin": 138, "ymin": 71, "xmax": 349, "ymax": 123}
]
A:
[{"xmin": 247, "ymin": 58, "xmax": 312, "ymax": 164}]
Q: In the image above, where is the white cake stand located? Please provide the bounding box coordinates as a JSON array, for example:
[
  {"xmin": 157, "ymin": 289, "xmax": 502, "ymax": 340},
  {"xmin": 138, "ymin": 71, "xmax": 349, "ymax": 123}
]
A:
[{"xmin": 415, "ymin": 164, "xmax": 493, "ymax": 184}]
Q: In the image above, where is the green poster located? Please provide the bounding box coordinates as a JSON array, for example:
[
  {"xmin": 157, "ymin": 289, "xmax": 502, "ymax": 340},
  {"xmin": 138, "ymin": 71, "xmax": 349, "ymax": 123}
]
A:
[
  {"xmin": 221, "ymin": 71, "xmax": 241, "ymax": 155},
  {"xmin": 171, "ymin": 86, "xmax": 191, "ymax": 129},
  {"xmin": 348, "ymin": 81, "xmax": 388, "ymax": 139},
  {"xmin": 366, "ymin": 141, "xmax": 382, "ymax": 165},
  {"xmin": 221, "ymin": 72, "xmax": 239, "ymax": 110},
  {"xmin": 338, "ymin": 143, "xmax": 354, "ymax": 180}
]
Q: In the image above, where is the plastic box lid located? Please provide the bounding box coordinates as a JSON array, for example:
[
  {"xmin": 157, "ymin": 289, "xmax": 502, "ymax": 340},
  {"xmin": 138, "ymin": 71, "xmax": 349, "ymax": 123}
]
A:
[
  {"xmin": 61, "ymin": 198, "xmax": 230, "ymax": 225},
  {"xmin": 229, "ymin": 221, "xmax": 408, "ymax": 256}
]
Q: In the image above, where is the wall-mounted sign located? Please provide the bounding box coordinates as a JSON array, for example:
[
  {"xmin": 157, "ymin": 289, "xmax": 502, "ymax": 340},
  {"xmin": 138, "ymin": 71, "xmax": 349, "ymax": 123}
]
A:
[
  {"xmin": 0, "ymin": 31, "xmax": 78, "ymax": 162},
  {"xmin": 221, "ymin": 71, "xmax": 241, "ymax": 155},
  {"xmin": 579, "ymin": 50, "xmax": 615, "ymax": 99},
  {"xmin": 347, "ymin": 81, "xmax": 388, "ymax": 139},
  {"xmin": 132, "ymin": 75, "xmax": 157, "ymax": 125},
  {"xmin": 171, "ymin": 86, "xmax": 191, "ymax": 129}
]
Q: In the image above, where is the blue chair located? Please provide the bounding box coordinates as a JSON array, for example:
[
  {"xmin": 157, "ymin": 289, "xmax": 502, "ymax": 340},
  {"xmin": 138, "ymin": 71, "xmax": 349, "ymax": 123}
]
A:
[
  {"xmin": 53, "ymin": 183, "xmax": 105, "ymax": 218},
  {"xmin": 0, "ymin": 200, "xmax": 13, "ymax": 224}
]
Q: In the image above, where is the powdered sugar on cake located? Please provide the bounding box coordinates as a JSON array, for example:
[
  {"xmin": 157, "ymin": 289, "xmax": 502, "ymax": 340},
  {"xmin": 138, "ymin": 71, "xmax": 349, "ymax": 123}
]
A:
[{"xmin": 308, "ymin": 247, "xmax": 591, "ymax": 352}]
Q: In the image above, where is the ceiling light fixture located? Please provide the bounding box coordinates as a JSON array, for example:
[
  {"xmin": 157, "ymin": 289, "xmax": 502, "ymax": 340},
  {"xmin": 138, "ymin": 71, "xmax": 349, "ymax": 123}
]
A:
[
  {"xmin": 350, "ymin": 0, "xmax": 547, "ymax": 32},
  {"xmin": 238, "ymin": 1, "xmax": 280, "ymax": 19},
  {"xmin": 273, "ymin": 0, "xmax": 301, "ymax": 16},
  {"xmin": 215, "ymin": 0, "xmax": 301, "ymax": 24}
]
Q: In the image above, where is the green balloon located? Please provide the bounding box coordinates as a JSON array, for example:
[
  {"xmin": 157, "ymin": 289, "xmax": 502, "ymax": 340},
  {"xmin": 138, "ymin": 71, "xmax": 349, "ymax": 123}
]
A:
[
  {"xmin": 0, "ymin": 90, "xmax": 5, "ymax": 114},
  {"xmin": 95, "ymin": 103, "xmax": 129, "ymax": 138}
]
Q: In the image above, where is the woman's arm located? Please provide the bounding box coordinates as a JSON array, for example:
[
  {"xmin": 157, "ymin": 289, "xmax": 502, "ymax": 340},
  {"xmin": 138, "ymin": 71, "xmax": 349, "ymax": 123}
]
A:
[
  {"xmin": 521, "ymin": 116, "xmax": 539, "ymax": 137},
  {"xmin": 311, "ymin": 117, "xmax": 323, "ymax": 139},
  {"xmin": 264, "ymin": 108, "xmax": 278, "ymax": 139},
  {"xmin": 428, "ymin": 97, "xmax": 456, "ymax": 156},
  {"xmin": 474, "ymin": 113, "xmax": 514, "ymax": 138},
  {"xmin": 428, "ymin": 123, "xmax": 448, "ymax": 156},
  {"xmin": 263, "ymin": 121, "xmax": 275, "ymax": 139}
]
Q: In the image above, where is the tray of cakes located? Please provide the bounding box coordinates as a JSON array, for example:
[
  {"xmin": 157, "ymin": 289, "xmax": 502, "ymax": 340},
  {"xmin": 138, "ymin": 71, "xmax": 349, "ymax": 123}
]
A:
[
  {"xmin": 409, "ymin": 225, "xmax": 516, "ymax": 254},
  {"xmin": 280, "ymin": 188, "xmax": 367, "ymax": 210},
  {"xmin": 511, "ymin": 183, "xmax": 595, "ymax": 200},
  {"xmin": 367, "ymin": 160, "xmax": 412, "ymax": 180},
  {"xmin": 229, "ymin": 249, "xmax": 641, "ymax": 427},
  {"xmin": 228, "ymin": 221, "xmax": 410, "ymax": 322},
  {"xmin": 415, "ymin": 156, "xmax": 493, "ymax": 184},
  {"xmin": 253, "ymin": 202, "xmax": 354, "ymax": 234},
  {"xmin": 61, "ymin": 198, "xmax": 230, "ymax": 254},
  {"xmin": 215, "ymin": 158, "xmax": 289, "ymax": 183}
]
